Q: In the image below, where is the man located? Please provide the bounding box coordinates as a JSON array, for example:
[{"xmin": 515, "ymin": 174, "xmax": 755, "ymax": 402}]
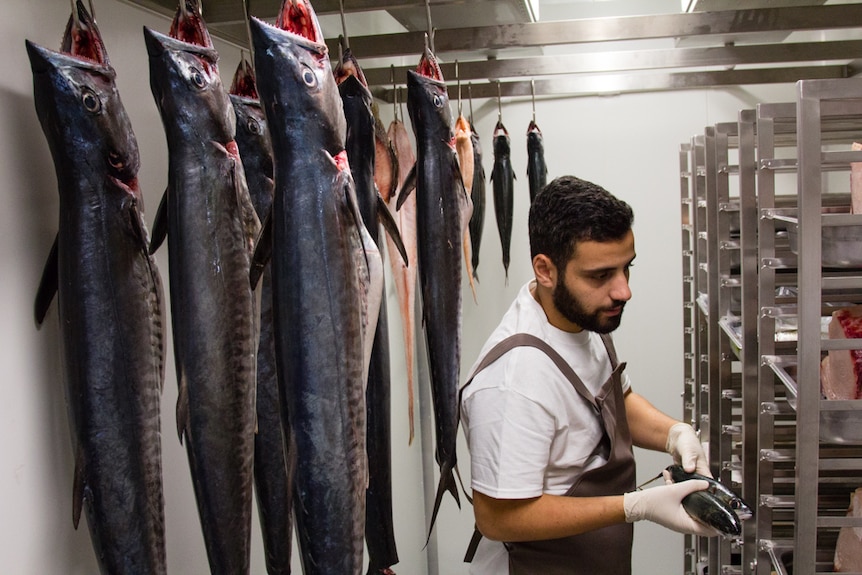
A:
[{"xmin": 460, "ymin": 176, "xmax": 718, "ymax": 575}]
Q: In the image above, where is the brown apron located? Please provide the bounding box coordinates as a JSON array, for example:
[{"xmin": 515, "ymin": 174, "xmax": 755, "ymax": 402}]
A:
[{"xmin": 462, "ymin": 333, "xmax": 636, "ymax": 575}]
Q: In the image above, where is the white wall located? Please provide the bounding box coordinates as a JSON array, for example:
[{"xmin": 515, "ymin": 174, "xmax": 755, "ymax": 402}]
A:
[{"xmin": 1, "ymin": 0, "xmax": 800, "ymax": 573}]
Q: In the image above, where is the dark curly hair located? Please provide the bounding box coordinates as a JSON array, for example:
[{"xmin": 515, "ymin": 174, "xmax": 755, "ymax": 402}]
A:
[{"xmin": 529, "ymin": 176, "xmax": 634, "ymax": 270}]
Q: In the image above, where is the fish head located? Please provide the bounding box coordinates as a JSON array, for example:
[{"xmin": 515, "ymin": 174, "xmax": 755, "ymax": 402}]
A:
[
  {"xmin": 493, "ymin": 120, "xmax": 511, "ymax": 153},
  {"xmin": 333, "ymin": 44, "xmax": 368, "ymax": 88},
  {"xmin": 26, "ymin": 35, "xmax": 140, "ymax": 200},
  {"xmin": 144, "ymin": 27, "xmax": 235, "ymax": 146},
  {"xmin": 229, "ymin": 57, "xmax": 258, "ymax": 100},
  {"xmin": 406, "ymin": 70, "xmax": 451, "ymax": 143},
  {"xmin": 248, "ymin": 16, "xmax": 346, "ymax": 157}
]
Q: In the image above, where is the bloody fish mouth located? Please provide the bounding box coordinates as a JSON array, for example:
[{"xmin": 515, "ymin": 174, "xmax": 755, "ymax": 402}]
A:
[
  {"xmin": 416, "ymin": 40, "xmax": 444, "ymax": 83},
  {"xmin": 170, "ymin": 0, "xmax": 213, "ymax": 49},
  {"xmin": 62, "ymin": 1, "xmax": 108, "ymax": 66},
  {"xmin": 276, "ymin": 0, "xmax": 323, "ymax": 44}
]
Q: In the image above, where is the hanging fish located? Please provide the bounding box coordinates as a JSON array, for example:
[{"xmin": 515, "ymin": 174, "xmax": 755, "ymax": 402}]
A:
[
  {"xmin": 399, "ymin": 36, "xmax": 471, "ymax": 537},
  {"xmin": 455, "ymin": 113, "xmax": 477, "ymax": 301},
  {"xmin": 384, "ymin": 116, "xmax": 419, "ymax": 446},
  {"xmin": 468, "ymin": 121, "xmax": 486, "ymax": 281},
  {"xmin": 144, "ymin": 0, "xmax": 260, "ymax": 572},
  {"xmin": 526, "ymin": 119, "xmax": 547, "ymax": 203},
  {"xmin": 229, "ymin": 57, "xmax": 296, "ymax": 575},
  {"xmin": 249, "ymin": 0, "xmax": 384, "ymax": 570},
  {"xmin": 491, "ymin": 120, "xmax": 514, "ymax": 280},
  {"xmin": 334, "ymin": 44, "xmax": 401, "ymax": 575},
  {"xmin": 28, "ymin": 2, "xmax": 167, "ymax": 573}
]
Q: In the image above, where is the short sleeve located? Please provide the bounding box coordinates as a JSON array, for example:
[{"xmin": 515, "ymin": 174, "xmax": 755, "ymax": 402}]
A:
[{"xmin": 463, "ymin": 384, "xmax": 557, "ymax": 500}]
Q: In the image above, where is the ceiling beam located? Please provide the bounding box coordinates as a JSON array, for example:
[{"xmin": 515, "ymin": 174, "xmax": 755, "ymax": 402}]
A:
[
  {"xmin": 371, "ymin": 65, "xmax": 851, "ymax": 102},
  {"xmin": 324, "ymin": 4, "xmax": 862, "ymax": 59},
  {"xmin": 362, "ymin": 39, "xmax": 862, "ymax": 87}
]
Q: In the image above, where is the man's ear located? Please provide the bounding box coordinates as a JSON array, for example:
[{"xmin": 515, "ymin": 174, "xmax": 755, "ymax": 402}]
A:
[{"xmin": 533, "ymin": 254, "xmax": 557, "ymax": 289}]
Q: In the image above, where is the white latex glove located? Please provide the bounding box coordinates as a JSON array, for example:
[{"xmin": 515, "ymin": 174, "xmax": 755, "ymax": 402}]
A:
[
  {"xmin": 623, "ymin": 480, "xmax": 721, "ymax": 537},
  {"xmin": 666, "ymin": 422, "xmax": 712, "ymax": 477}
]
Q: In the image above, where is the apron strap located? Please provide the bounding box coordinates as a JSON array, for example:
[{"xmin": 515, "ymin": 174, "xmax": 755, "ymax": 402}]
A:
[{"xmin": 461, "ymin": 333, "xmax": 599, "ymax": 411}]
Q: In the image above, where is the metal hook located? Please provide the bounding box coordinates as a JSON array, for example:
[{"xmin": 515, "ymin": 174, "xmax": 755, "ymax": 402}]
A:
[
  {"xmin": 497, "ymin": 80, "xmax": 503, "ymax": 122},
  {"xmin": 425, "ymin": 0, "xmax": 435, "ymax": 53},
  {"xmin": 339, "ymin": 0, "xmax": 349, "ymax": 49},
  {"xmin": 88, "ymin": 0, "xmax": 96, "ymax": 20},
  {"xmin": 391, "ymin": 64, "xmax": 398, "ymax": 119},
  {"xmin": 70, "ymin": 0, "xmax": 80, "ymax": 28},
  {"xmin": 468, "ymin": 83, "xmax": 474, "ymax": 124},
  {"xmin": 240, "ymin": 0, "xmax": 255, "ymax": 72},
  {"xmin": 531, "ymin": 79, "xmax": 536, "ymax": 123},
  {"xmin": 455, "ymin": 60, "xmax": 462, "ymax": 116}
]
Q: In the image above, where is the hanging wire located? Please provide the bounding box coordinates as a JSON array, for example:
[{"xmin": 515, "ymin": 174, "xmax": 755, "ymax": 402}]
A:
[
  {"xmin": 425, "ymin": 0, "xmax": 435, "ymax": 53},
  {"xmin": 497, "ymin": 80, "xmax": 503, "ymax": 122},
  {"xmin": 468, "ymin": 83, "xmax": 474, "ymax": 124},
  {"xmin": 455, "ymin": 60, "xmax": 462, "ymax": 116},
  {"xmin": 240, "ymin": 0, "xmax": 255, "ymax": 73},
  {"xmin": 88, "ymin": 0, "xmax": 96, "ymax": 20},
  {"xmin": 391, "ymin": 64, "xmax": 399, "ymax": 121},
  {"xmin": 70, "ymin": 0, "xmax": 80, "ymax": 28},
  {"xmin": 339, "ymin": 0, "xmax": 349, "ymax": 49},
  {"xmin": 399, "ymin": 87, "xmax": 405, "ymax": 123},
  {"xmin": 530, "ymin": 78, "xmax": 536, "ymax": 123}
]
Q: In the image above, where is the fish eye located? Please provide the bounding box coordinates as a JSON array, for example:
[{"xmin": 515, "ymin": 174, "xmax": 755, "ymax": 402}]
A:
[
  {"xmin": 301, "ymin": 66, "xmax": 317, "ymax": 87},
  {"xmin": 247, "ymin": 118, "xmax": 261, "ymax": 135},
  {"xmin": 81, "ymin": 88, "xmax": 101, "ymax": 113},
  {"xmin": 190, "ymin": 67, "xmax": 206, "ymax": 89},
  {"xmin": 432, "ymin": 94, "xmax": 442, "ymax": 107}
]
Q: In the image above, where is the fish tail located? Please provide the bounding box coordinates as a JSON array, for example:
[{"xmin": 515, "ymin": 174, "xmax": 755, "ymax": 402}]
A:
[{"xmin": 425, "ymin": 461, "xmax": 460, "ymax": 546}]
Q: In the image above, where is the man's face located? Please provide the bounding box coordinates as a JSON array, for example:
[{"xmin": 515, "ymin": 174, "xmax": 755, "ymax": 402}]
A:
[{"xmin": 552, "ymin": 230, "xmax": 635, "ymax": 334}]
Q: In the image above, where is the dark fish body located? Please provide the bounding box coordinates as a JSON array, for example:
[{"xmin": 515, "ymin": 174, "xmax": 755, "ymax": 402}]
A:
[
  {"xmin": 468, "ymin": 124, "xmax": 485, "ymax": 279},
  {"xmin": 526, "ymin": 120, "xmax": 547, "ymax": 203},
  {"xmin": 251, "ymin": 11, "xmax": 377, "ymax": 574},
  {"xmin": 666, "ymin": 465, "xmax": 753, "ymax": 521},
  {"xmin": 145, "ymin": 22, "xmax": 259, "ymax": 575},
  {"xmin": 682, "ymin": 489, "xmax": 742, "ymax": 537},
  {"xmin": 230, "ymin": 61, "xmax": 295, "ymax": 575},
  {"xmin": 405, "ymin": 50, "xmax": 468, "ymax": 532},
  {"xmin": 335, "ymin": 57, "xmax": 400, "ymax": 574},
  {"xmin": 491, "ymin": 120, "xmax": 514, "ymax": 278},
  {"xmin": 27, "ymin": 3, "xmax": 166, "ymax": 573}
]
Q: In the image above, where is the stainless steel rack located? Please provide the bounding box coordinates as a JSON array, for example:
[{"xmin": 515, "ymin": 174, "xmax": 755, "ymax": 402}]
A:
[{"xmin": 680, "ymin": 77, "xmax": 862, "ymax": 575}]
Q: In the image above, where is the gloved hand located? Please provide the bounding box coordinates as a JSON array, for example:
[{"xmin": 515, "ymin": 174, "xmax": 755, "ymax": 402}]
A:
[
  {"xmin": 623, "ymin": 480, "xmax": 721, "ymax": 537},
  {"xmin": 666, "ymin": 422, "xmax": 711, "ymax": 477}
]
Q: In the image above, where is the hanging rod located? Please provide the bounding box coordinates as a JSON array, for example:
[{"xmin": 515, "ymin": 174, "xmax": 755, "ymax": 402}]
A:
[
  {"xmin": 371, "ymin": 65, "xmax": 851, "ymax": 103},
  {"xmin": 362, "ymin": 39, "xmax": 862, "ymax": 88}
]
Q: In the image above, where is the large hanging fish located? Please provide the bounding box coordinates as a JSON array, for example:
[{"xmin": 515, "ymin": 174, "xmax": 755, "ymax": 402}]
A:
[
  {"xmin": 334, "ymin": 45, "xmax": 401, "ymax": 575},
  {"xmin": 383, "ymin": 116, "xmax": 418, "ymax": 445},
  {"xmin": 249, "ymin": 0, "xmax": 384, "ymax": 571},
  {"xmin": 468, "ymin": 122, "xmax": 486, "ymax": 280},
  {"xmin": 491, "ymin": 120, "xmax": 514, "ymax": 280},
  {"xmin": 229, "ymin": 57, "xmax": 296, "ymax": 575},
  {"xmin": 526, "ymin": 119, "xmax": 548, "ymax": 203},
  {"xmin": 400, "ymin": 37, "xmax": 471, "ymax": 536},
  {"xmin": 144, "ymin": 0, "xmax": 260, "ymax": 572},
  {"xmin": 28, "ymin": 2, "xmax": 167, "ymax": 573},
  {"xmin": 454, "ymin": 113, "xmax": 477, "ymax": 300}
]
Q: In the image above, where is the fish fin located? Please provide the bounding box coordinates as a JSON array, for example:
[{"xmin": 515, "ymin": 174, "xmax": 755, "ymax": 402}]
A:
[
  {"xmin": 455, "ymin": 464, "xmax": 473, "ymax": 505},
  {"xmin": 34, "ymin": 233, "xmax": 59, "ymax": 328},
  {"xmin": 149, "ymin": 188, "xmax": 168, "ymax": 255},
  {"xmin": 345, "ymin": 182, "xmax": 372, "ymax": 282},
  {"xmin": 250, "ymin": 207, "xmax": 273, "ymax": 290},
  {"xmin": 126, "ymin": 197, "xmax": 151, "ymax": 253},
  {"xmin": 395, "ymin": 163, "xmax": 417, "ymax": 211},
  {"xmin": 376, "ymin": 193, "xmax": 408, "ymax": 266},
  {"xmin": 425, "ymin": 461, "xmax": 460, "ymax": 547},
  {"xmin": 176, "ymin": 374, "xmax": 189, "ymax": 444},
  {"xmin": 72, "ymin": 446, "xmax": 84, "ymax": 529}
]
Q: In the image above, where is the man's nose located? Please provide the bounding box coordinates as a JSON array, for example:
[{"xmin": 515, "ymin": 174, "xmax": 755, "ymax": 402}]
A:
[{"xmin": 610, "ymin": 272, "xmax": 632, "ymax": 302}]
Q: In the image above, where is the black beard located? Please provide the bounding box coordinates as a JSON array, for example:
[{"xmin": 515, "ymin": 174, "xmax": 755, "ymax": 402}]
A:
[{"xmin": 552, "ymin": 277, "xmax": 624, "ymax": 334}]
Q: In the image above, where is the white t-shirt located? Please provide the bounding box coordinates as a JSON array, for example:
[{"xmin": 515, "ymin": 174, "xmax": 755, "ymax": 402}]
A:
[{"xmin": 460, "ymin": 280, "xmax": 632, "ymax": 574}]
